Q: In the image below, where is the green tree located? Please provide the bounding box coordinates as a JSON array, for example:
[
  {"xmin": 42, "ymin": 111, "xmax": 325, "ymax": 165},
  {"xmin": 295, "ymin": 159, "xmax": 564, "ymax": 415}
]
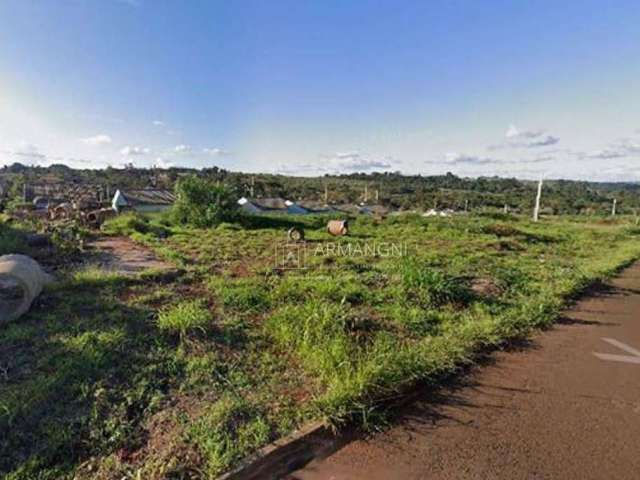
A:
[{"xmin": 172, "ymin": 175, "xmax": 239, "ymax": 227}]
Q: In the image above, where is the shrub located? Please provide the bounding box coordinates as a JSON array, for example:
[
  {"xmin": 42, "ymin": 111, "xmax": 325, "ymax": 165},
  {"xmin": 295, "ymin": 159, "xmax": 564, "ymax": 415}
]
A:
[
  {"xmin": 171, "ymin": 176, "xmax": 239, "ymax": 228},
  {"xmin": 157, "ymin": 300, "xmax": 212, "ymax": 337},
  {"xmin": 102, "ymin": 212, "xmax": 169, "ymax": 238}
]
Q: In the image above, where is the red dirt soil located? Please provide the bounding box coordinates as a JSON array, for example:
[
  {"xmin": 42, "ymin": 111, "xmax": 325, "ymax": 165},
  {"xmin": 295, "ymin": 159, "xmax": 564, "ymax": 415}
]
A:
[
  {"xmin": 86, "ymin": 236, "xmax": 173, "ymax": 274},
  {"xmin": 289, "ymin": 263, "xmax": 640, "ymax": 480}
]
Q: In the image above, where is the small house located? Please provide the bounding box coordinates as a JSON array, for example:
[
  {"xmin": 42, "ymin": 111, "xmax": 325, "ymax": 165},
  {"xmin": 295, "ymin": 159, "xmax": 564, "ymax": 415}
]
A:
[
  {"xmin": 112, "ymin": 189, "xmax": 175, "ymax": 213},
  {"xmin": 237, "ymin": 197, "xmax": 308, "ymax": 215}
]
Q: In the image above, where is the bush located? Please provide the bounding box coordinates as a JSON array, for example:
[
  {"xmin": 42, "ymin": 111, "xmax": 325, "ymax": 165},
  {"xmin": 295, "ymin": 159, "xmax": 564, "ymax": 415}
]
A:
[
  {"xmin": 171, "ymin": 176, "xmax": 239, "ymax": 228},
  {"xmin": 102, "ymin": 212, "xmax": 169, "ymax": 238},
  {"xmin": 157, "ymin": 300, "xmax": 212, "ymax": 337}
]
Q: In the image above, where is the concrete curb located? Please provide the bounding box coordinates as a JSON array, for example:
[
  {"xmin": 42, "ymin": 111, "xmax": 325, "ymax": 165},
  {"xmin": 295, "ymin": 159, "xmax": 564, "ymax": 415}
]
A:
[{"xmin": 218, "ymin": 421, "xmax": 337, "ymax": 480}]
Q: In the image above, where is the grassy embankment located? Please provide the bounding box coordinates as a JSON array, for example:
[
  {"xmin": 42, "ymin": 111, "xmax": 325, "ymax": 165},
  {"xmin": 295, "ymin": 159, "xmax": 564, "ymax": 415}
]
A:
[{"xmin": 2, "ymin": 212, "xmax": 640, "ymax": 479}]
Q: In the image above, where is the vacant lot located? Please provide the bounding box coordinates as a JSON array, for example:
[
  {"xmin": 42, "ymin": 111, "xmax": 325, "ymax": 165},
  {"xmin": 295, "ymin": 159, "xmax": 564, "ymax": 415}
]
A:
[{"xmin": 2, "ymin": 213, "xmax": 640, "ymax": 479}]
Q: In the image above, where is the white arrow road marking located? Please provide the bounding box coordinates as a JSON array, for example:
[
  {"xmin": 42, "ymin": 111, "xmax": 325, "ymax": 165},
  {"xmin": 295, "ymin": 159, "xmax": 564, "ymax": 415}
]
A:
[{"xmin": 593, "ymin": 338, "xmax": 640, "ymax": 365}]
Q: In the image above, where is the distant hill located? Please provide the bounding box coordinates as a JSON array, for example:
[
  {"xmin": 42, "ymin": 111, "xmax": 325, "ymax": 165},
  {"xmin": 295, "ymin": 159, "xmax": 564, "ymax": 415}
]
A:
[{"xmin": 1, "ymin": 163, "xmax": 638, "ymax": 215}]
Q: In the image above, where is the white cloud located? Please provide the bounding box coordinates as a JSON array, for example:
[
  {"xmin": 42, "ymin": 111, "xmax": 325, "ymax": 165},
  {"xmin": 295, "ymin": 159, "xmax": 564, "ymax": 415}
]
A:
[
  {"xmin": 120, "ymin": 145, "xmax": 150, "ymax": 156},
  {"xmin": 81, "ymin": 134, "xmax": 112, "ymax": 146},
  {"xmin": 575, "ymin": 138, "xmax": 640, "ymax": 161},
  {"xmin": 321, "ymin": 152, "xmax": 393, "ymax": 172},
  {"xmin": 1, "ymin": 142, "xmax": 46, "ymax": 163},
  {"xmin": 505, "ymin": 125, "xmax": 543, "ymax": 139},
  {"xmin": 202, "ymin": 147, "xmax": 230, "ymax": 157},
  {"xmin": 274, "ymin": 152, "xmax": 394, "ymax": 176},
  {"xmin": 442, "ymin": 152, "xmax": 502, "ymax": 165},
  {"xmin": 14, "ymin": 142, "xmax": 46, "ymax": 159},
  {"xmin": 154, "ymin": 157, "xmax": 174, "ymax": 169},
  {"xmin": 582, "ymin": 149, "xmax": 627, "ymax": 160},
  {"xmin": 492, "ymin": 125, "xmax": 560, "ymax": 149},
  {"xmin": 152, "ymin": 120, "xmax": 165, "ymax": 127},
  {"xmin": 427, "ymin": 151, "xmax": 556, "ymax": 168},
  {"xmin": 174, "ymin": 144, "xmax": 192, "ymax": 153}
]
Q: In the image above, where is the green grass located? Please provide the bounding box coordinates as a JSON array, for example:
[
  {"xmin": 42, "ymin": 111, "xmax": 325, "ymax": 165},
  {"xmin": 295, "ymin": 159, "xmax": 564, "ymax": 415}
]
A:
[
  {"xmin": 0, "ymin": 217, "xmax": 31, "ymax": 256},
  {"xmin": 157, "ymin": 300, "xmax": 213, "ymax": 337},
  {"xmin": 3, "ymin": 213, "xmax": 640, "ymax": 478}
]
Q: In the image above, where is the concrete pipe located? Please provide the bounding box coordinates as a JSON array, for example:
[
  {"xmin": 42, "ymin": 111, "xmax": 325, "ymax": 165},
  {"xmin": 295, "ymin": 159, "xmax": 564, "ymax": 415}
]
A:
[
  {"xmin": 0, "ymin": 254, "xmax": 53, "ymax": 324},
  {"xmin": 327, "ymin": 219, "xmax": 349, "ymax": 236}
]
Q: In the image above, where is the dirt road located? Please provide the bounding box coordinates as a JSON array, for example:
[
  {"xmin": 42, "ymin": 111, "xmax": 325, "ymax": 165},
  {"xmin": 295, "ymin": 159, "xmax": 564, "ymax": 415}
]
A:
[{"xmin": 289, "ymin": 263, "xmax": 640, "ymax": 480}]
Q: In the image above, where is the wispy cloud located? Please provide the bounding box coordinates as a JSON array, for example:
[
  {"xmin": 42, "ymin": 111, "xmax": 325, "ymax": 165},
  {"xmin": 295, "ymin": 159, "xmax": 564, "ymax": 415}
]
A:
[
  {"xmin": 202, "ymin": 147, "xmax": 230, "ymax": 157},
  {"xmin": 1, "ymin": 143, "xmax": 94, "ymax": 167},
  {"xmin": 490, "ymin": 125, "xmax": 560, "ymax": 150},
  {"xmin": 574, "ymin": 137, "xmax": 640, "ymax": 161},
  {"xmin": 174, "ymin": 144, "xmax": 192, "ymax": 153},
  {"xmin": 152, "ymin": 120, "xmax": 165, "ymax": 127},
  {"xmin": 276, "ymin": 151, "xmax": 394, "ymax": 175},
  {"xmin": 427, "ymin": 151, "xmax": 556, "ymax": 167},
  {"xmin": 326, "ymin": 152, "xmax": 393, "ymax": 172},
  {"xmin": 9, "ymin": 142, "xmax": 47, "ymax": 162},
  {"xmin": 441, "ymin": 152, "xmax": 503, "ymax": 165},
  {"xmin": 120, "ymin": 145, "xmax": 150, "ymax": 156},
  {"xmin": 154, "ymin": 157, "xmax": 174, "ymax": 169},
  {"xmin": 81, "ymin": 134, "xmax": 112, "ymax": 146}
]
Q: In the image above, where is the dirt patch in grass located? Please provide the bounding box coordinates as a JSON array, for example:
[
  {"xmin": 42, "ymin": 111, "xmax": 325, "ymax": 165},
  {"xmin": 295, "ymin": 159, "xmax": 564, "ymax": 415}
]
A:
[{"xmin": 86, "ymin": 236, "xmax": 175, "ymax": 275}]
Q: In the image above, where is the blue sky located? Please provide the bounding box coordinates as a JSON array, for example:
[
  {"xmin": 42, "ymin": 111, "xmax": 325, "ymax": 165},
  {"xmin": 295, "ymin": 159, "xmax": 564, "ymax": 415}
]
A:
[{"xmin": 0, "ymin": 0, "xmax": 639, "ymax": 180}]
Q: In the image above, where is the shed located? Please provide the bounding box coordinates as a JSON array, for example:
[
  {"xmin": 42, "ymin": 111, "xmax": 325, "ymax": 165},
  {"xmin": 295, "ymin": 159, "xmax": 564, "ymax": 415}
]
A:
[{"xmin": 112, "ymin": 189, "xmax": 175, "ymax": 213}]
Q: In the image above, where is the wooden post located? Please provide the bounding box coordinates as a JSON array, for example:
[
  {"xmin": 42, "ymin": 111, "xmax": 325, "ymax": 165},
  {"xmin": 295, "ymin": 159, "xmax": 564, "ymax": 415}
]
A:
[
  {"xmin": 249, "ymin": 176, "xmax": 255, "ymax": 198},
  {"xmin": 504, "ymin": 204, "xmax": 508, "ymax": 214},
  {"xmin": 464, "ymin": 199, "xmax": 469, "ymax": 212},
  {"xmin": 533, "ymin": 178, "xmax": 543, "ymax": 222},
  {"xmin": 363, "ymin": 183, "xmax": 368, "ymax": 203},
  {"xmin": 611, "ymin": 198, "xmax": 617, "ymax": 217},
  {"xmin": 324, "ymin": 183, "xmax": 328, "ymax": 203}
]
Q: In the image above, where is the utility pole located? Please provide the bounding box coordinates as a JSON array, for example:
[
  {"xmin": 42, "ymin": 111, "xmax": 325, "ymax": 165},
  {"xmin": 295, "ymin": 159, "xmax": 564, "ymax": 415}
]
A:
[
  {"xmin": 611, "ymin": 198, "xmax": 617, "ymax": 217},
  {"xmin": 533, "ymin": 178, "xmax": 543, "ymax": 222}
]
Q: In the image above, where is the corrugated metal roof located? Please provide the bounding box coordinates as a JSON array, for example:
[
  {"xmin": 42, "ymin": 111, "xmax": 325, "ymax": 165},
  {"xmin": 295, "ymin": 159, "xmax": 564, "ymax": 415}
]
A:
[
  {"xmin": 121, "ymin": 189, "xmax": 175, "ymax": 206},
  {"xmin": 251, "ymin": 198, "xmax": 288, "ymax": 210},
  {"xmin": 297, "ymin": 201, "xmax": 335, "ymax": 213}
]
